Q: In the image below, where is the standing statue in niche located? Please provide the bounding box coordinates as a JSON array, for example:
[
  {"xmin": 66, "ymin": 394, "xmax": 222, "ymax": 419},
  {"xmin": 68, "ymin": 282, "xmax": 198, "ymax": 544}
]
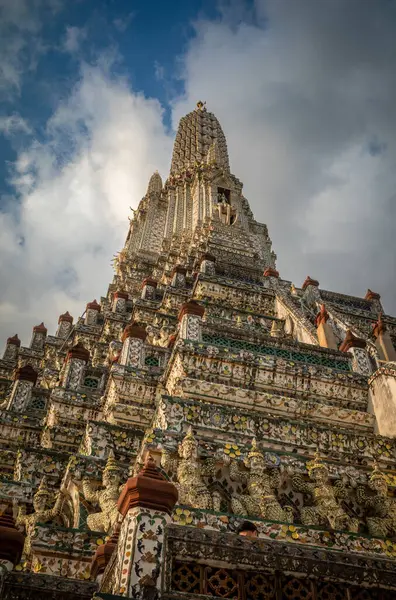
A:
[
  {"xmin": 161, "ymin": 427, "xmax": 218, "ymax": 510},
  {"xmin": 225, "ymin": 439, "xmax": 293, "ymax": 522},
  {"xmin": 217, "ymin": 192, "xmax": 237, "ymax": 226},
  {"xmin": 82, "ymin": 450, "xmax": 123, "ymax": 532},
  {"xmin": 16, "ymin": 477, "xmax": 66, "ymax": 556},
  {"xmin": 291, "ymin": 453, "xmax": 358, "ymax": 532},
  {"xmin": 356, "ymin": 464, "xmax": 396, "ymax": 538}
]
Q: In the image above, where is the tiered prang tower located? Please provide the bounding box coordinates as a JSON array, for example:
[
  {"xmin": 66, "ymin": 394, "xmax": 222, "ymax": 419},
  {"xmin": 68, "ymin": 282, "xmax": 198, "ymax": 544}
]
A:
[{"xmin": 1, "ymin": 102, "xmax": 396, "ymax": 600}]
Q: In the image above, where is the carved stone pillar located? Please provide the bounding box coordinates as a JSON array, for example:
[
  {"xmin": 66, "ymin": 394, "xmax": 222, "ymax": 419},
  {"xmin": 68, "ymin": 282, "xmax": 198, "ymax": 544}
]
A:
[
  {"xmin": 62, "ymin": 343, "xmax": 90, "ymax": 389},
  {"xmin": 85, "ymin": 299, "xmax": 101, "ymax": 326},
  {"xmin": 171, "ymin": 265, "xmax": 187, "ymax": 288},
  {"xmin": 200, "ymin": 253, "xmax": 216, "ymax": 276},
  {"xmin": 120, "ymin": 323, "xmax": 147, "ymax": 368},
  {"xmin": 7, "ymin": 365, "xmax": 38, "ymax": 411},
  {"xmin": 30, "ymin": 322, "xmax": 47, "ymax": 351},
  {"xmin": 369, "ymin": 364, "xmax": 396, "ymax": 437},
  {"xmin": 141, "ymin": 278, "xmax": 157, "ymax": 301},
  {"xmin": 339, "ymin": 330, "xmax": 371, "ymax": 375},
  {"xmin": 56, "ymin": 311, "xmax": 73, "ymax": 339},
  {"xmin": 372, "ymin": 314, "xmax": 396, "ymax": 362},
  {"xmin": 2, "ymin": 334, "xmax": 20, "ymax": 361},
  {"xmin": 112, "ymin": 291, "xmax": 128, "ymax": 313},
  {"xmin": 178, "ymin": 301, "xmax": 205, "ymax": 341},
  {"xmin": 315, "ymin": 304, "xmax": 338, "ymax": 350},
  {"xmin": 101, "ymin": 456, "xmax": 178, "ymax": 598}
]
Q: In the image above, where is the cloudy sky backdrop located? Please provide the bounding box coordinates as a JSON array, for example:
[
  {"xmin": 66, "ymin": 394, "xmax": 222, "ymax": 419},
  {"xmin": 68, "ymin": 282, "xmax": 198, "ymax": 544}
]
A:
[{"xmin": 1, "ymin": 0, "xmax": 395, "ymax": 344}]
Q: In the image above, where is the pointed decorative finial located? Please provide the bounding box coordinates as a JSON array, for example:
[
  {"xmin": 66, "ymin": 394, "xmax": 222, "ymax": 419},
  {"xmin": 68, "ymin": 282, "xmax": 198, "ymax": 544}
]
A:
[{"xmin": 196, "ymin": 100, "xmax": 206, "ymax": 111}]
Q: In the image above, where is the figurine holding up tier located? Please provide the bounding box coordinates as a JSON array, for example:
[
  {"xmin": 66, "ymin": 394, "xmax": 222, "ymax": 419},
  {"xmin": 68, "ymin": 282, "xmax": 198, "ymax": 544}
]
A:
[
  {"xmin": 225, "ymin": 439, "xmax": 293, "ymax": 522},
  {"xmin": 356, "ymin": 464, "xmax": 396, "ymax": 538},
  {"xmin": 82, "ymin": 451, "xmax": 123, "ymax": 532},
  {"xmin": 292, "ymin": 453, "xmax": 358, "ymax": 532},
  {"xmin": 161, "ymin": 427, "xmax": 217, "ymax": 510},
  {"xmin": 17, "ymin": 477, "xmax": 66, "ymax": 556}
]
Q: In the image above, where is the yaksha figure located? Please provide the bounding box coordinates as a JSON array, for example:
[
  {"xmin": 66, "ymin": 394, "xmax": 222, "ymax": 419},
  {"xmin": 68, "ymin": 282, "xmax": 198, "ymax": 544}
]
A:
[
  {"xmin": 17, "ymin": 477, "xmax": 65, "ymax": 556},
  {"xmin": 226, "ymin": 439, "xmax": 293, "ymax": 522},
  {"xmin": 82, "ymin": 451, "xmax": 123, "ymax": 532},
  {"xmin": 292, "ymin": 453, "xmax": 358, "ymax": 532},
  {"xmin": 161, "ymin": 427, "xmax": 216, "ymax": 510},
  {"xmin": 356, "ymin": 464, "xmax": 396, "ymax": 538}
]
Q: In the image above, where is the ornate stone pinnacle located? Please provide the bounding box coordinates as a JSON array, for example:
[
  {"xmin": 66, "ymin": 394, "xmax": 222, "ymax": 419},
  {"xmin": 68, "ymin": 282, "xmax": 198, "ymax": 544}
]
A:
[
  {"xmin": 58, "ymin": 311, "xmax": 73, "ymax": 324},
  {"xmin": 171, "ymin": 104, "xmax": 229, "ymax": 174},
  {"xmin": 86, "ymin": 299, "xmax": 101, "ymax": 311},
  {"xmin": 7, "ymin": 334, "xmax": 20, "ymax": 346},
  {"xmin": 147, "ymin": 171, "xmax": 163, "ymax": 194},
  {"xmin": 178, "ymin": 300, "xmax": 205, "ymax": 321},
  {"xmin": 117, "ymin": 454, "xmax": 178, "ymax": 517}
]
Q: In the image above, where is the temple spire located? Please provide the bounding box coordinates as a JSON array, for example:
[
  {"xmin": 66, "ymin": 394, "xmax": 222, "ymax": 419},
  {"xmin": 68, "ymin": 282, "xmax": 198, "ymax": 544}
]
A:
[{"xmin": 171, "ymin": 102, "xmax": 230, "ymax": 174}]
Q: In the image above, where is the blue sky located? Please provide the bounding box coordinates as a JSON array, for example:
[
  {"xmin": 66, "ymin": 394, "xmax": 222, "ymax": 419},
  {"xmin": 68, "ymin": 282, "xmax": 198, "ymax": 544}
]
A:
[
  {"xmin": 1, "ymin": 0, "xmax": 396, "ymax": 342},
  {"xmin": 0, "ymin": 0, "xmax": 223, "ymax": 198}
]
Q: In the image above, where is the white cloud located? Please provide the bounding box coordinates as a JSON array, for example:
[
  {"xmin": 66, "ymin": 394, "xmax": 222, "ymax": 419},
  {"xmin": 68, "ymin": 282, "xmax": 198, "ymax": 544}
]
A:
[
  {"xmin": 0, "ymin": 0, "xmax": 61, "ymax": 98},
  {"xmin": 0, "ymin": 63, "xmax": 173, "ymax": 343},
  {"xmin": 0, "ymin": 114, "xmax": 32, "ymax": 136},
  {"xmin": 2, "ymin": 0, "xmax": 396, "ymax": 348},
  {"xmin": 172, "ymin": 0, "xmax": 396, "ymax": 314},
  {"xmin": 113, "ymin": 11, "xmax": 136, "ymax": 33},
  {"xmin": 62, "ymin": 25, "xmax": 87, "ymax": 54}
]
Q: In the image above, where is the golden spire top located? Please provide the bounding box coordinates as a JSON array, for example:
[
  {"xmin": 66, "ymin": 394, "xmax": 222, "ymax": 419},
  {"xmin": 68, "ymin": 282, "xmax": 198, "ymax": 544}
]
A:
[
  {"xmin": 147, "ymin": 170, "xmax": 163, "ymax": 195},
  {"xmin": 171, "ymin": 103, "xmax": 230, "ymax": 174}
]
